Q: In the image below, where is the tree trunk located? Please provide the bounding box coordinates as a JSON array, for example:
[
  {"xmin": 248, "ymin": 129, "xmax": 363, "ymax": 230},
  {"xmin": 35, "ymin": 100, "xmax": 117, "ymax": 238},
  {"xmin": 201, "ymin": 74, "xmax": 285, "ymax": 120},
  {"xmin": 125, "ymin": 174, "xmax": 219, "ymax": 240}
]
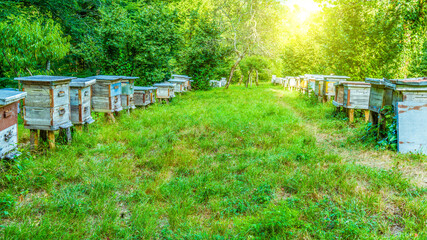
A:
[
  {"xmin": 238, "ymin": 75, "xmax": 243, "ymax": 85},
  {"xmin": 46, "ymin": 60, "xmax": 51, "ymax": 73},
  {"xmin": 246, "ymin": 69, "xmax": 253, "ymax": 88},
  {"xmin": 2, "ymin": 50, "xmax": 19, "ymax": 77},
  {"xmin": 225, "ymin": 53, "xmax": 245, "ymax": 89},
  {"xmin": 256, "ymin": 70, "xmax": 259, "ymax": 86}
]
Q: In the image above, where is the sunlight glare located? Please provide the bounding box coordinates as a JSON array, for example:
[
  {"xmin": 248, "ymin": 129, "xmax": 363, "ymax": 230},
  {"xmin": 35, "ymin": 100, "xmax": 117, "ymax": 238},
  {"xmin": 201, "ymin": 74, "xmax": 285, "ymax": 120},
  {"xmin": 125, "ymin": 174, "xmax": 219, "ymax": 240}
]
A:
[{"xmin": 285, "ymin": 0, "xmax": 320, "ymax": 22}]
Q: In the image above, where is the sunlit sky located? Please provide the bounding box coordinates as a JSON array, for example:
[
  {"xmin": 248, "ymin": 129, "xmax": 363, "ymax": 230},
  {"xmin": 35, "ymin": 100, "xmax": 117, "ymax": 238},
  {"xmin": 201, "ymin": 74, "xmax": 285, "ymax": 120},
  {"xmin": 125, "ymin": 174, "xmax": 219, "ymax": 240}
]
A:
[{"xmin": 282, "ymin": 0, "xmax": 321, "ymax": 22}]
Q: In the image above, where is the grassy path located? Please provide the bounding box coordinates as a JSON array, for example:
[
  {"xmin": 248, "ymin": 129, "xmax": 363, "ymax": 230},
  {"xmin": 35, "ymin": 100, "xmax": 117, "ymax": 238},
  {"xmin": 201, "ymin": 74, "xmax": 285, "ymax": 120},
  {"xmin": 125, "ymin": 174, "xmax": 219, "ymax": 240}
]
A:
[{"xmin": 0, "ymin": 84, "xmax": 426, "ymax": 239}]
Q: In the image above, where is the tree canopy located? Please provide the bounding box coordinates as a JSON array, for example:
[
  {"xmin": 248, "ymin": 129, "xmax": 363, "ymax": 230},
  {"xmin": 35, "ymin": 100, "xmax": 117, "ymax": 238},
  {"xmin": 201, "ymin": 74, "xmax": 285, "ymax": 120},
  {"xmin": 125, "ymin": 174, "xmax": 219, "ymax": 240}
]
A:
[{"xmin": 0, "ymin": 0, "xmax": 426, "ymax": 88}]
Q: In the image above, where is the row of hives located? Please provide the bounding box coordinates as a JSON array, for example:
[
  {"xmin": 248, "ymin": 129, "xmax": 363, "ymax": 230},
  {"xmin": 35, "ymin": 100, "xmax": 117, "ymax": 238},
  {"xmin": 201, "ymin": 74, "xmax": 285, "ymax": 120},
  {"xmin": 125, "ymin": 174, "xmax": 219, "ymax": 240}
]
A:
[
  {"xmin": 272, "ymin": 74, "xmax": 427, "ymax": 155},
  {"xmin": 0, "ymin": 75, "xmax": 192, "ymax": 157}
]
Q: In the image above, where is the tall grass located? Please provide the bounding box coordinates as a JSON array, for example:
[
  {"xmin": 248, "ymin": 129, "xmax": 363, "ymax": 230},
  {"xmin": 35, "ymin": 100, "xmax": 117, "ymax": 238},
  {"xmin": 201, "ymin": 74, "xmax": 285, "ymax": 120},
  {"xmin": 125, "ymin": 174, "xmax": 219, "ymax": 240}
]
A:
[{"xmin": 0, "ymin": 84, "xmax": 425, "ymax": 239}]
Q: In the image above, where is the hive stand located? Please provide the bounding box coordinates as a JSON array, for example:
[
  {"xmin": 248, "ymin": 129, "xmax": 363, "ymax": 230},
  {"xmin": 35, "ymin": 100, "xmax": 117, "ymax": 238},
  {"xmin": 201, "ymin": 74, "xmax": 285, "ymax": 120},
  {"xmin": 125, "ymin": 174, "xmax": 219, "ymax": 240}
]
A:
[
  {"xmin": 15, "ymin": 75, "xmax": 75, "ymax": 149},
  {"xmin": 153, "ymin": 83, "xmax": 175, "ymax": 104},
  {"xmin": 342, "ymin": 81, "xmax": 371, "ymax": 123},
  {"xmin": 0, "ymin": 89, "xmax": 27, "ymax": 157},
  {"xmin": 90, "ymin": 75, "xmax": 123, "ymax": 123},
  {"xmin": 69, "ymin": 78, "xmax": 96, "ymax": 132},
  {"xmin": 120, "ymin": 76, "xmax": 139, "ymax": 114}
]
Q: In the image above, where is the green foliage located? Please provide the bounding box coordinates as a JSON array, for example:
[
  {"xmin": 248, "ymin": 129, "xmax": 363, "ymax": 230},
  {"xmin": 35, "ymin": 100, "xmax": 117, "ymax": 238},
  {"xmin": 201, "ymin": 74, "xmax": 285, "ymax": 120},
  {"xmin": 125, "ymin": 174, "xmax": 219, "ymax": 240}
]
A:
[
  {"xmin": 360, "ymin": 106, "xmax": 397, "ymax": 151},
  {"xmin": 0, "ymin": 15, "xmax": 71, "ymax": 77}
]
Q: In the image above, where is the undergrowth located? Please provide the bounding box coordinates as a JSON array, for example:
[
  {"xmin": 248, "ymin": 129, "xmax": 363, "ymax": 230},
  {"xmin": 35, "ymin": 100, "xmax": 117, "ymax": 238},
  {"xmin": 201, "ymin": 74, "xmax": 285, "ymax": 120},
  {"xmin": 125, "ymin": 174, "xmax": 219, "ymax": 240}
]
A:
[{"xmin": 0, "ymin": 84, "xmax": 425, "ymax": 239}]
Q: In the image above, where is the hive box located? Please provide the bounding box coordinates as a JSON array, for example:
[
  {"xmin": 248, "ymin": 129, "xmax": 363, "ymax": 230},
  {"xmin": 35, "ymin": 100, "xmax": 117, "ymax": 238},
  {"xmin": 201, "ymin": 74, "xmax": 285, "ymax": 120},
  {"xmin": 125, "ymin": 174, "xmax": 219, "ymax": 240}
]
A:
[
  {"xmin": 148, "ymin": 87, "xmax": 157, "ymax": 104},
  {"xmin": 387, "ymin": 78, "xmax": 427, "ymax": 105},
  {"xmin": 69, "ymin": 78, "xmax": 96, "ymax": 126},
  {"xmin": 90, "ymin": 75, "xmax": 123, "ymax": 113},
  {"xmin": 322, "ymin": 76, "xmax": 350, "ymax": 101},
  {"xmin": 134, "ymin": 87, "xmax": 152, "ymax": 107},
  {"xmin": 15, "ymin": 75, "xmax": 75, "ymax": 131},
  {"xmin": 120, "ymin": 76, "xmax": 138, "ymax": 111},
  {"xmin": 172, "ymin": 75, "xmax": 192, "ymax": 90},
  {"xmin": 168, "ymin": 79, "xmax": 187, "ymax": 93},
  {"xmin": 314, "ymin": 78, "xmax": 324, "ymax": 97},
  {"xmin": 332, "ymin": 82, "xmax": 344, "ymax": 108},
  {"xmin": 396, "ymin": 102, "xmax": 427, "ymax": 155},
  {"xmin": 365, "ymin": 78, "xmax": 395, "ymax": 113},
  {"xmin": 342, "ymin": 81, "xmax": 371, "ymax": 110},
  {"xmin": 153, "ymin": 83, "xmax": 175, "ymax": 101},
  {"xmin": 0, "ymin": 89, "xmax": 27, "ymax": 158}
]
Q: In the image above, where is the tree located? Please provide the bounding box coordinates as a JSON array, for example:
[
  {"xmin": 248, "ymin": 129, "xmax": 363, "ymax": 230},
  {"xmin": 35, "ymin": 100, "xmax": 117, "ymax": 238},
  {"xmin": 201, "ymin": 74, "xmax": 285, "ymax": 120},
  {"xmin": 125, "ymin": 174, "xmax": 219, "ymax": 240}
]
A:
[{"xmin": 0, "ymin": 15, "xmax": 71, "ymax": 77}]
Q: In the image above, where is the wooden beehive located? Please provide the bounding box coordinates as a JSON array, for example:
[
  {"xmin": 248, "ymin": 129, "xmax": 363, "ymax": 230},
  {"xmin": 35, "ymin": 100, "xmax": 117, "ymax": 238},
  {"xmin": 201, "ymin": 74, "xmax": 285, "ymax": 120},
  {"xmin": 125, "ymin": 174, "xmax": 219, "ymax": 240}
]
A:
[
  {"xmin": 314, "ymin": 78, "xmax": 324, "ymax": 97},
  {"xmin": 342, "ymin": 81, "xmax": 371, "ymax": 109},
  {"xmin": 168, "ymin": 79, "xmax": 187, "ymax": 93},
  {"xmin": 69, "ymin": 78, "xmax": 96, "ymax": 126},
  {"xmin": 387, "ymin": 78, "xmax": 427, "ymax": 105},
  {"xmin": 90, "ymin": 75, "xmax": 123, "ymax": 113},
  {"xmin": 134, "ymin": 87, "xmax": 152, "ymax": 107},
  {"xmin": 148, "ymin": 87, "xmax": 157, "ymax": 104},
  {"xmin": 0, "ymin": 89, "xmax": 26, "ymax": 158},
  {"xmin": 300, "ymin": 77, "xmax": 308, "ymax": 93},
  {"xmin": 153, "ymin": 83, "xmax": 175, "ymax": 103},
  {"xmin": 15, "ymin": 75, "xmax": 75, "ymax": 131},
  {"xmin": 288, "ymin": 77, "xmax": 296, "ymax": 90},
  {"xmin": 172, "ymin": 75, "xmax": 192, "ymax": 91},
  {"xmin": 120, "ymin": 76, "xmax": 138, "ymax": 111},
  {"xmin": 365, "ymin": 78, "xmax": 394, "ymax": 113},
  {"xmin": 322, "ymin": 76, "xmax": 350, "ymax": 101},
  {"xmin": 332, "ymin": 82, "xmax": 344, "ymax": 108}
]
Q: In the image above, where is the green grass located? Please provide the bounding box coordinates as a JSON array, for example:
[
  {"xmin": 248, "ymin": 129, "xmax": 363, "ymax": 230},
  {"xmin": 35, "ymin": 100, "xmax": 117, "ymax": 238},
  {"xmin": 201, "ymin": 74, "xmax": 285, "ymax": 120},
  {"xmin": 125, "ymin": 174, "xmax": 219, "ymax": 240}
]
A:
[{"xmin": 0, "ymin": 84, "xmax": 426, "ymax": 239}]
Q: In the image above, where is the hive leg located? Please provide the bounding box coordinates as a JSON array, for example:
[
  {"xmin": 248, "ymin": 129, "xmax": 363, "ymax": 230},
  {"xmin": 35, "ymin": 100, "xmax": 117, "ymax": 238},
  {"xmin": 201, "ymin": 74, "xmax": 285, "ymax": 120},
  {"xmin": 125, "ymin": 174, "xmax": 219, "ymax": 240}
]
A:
[
  {"xmin": 47, "ymin": 131, "xmax": 55, "ymax": 149},
  {"xmin": 165, "ymin": 99, "xmax": 169, "ymax": 104},
  {"xmin": 30, "ymin": 130, "xmax": 39, "ymax": 150},
  {"xmin": 75, "ymin": 125, "xmax": 83, "ymax": 131},
  {"xmin": 65, "ymin": 128, "xmax": 72, "ymax": 144},
  {"xmin": 105, "ymin": 112, "xmax": 116, "ymax": 123},
  {"xmin": 347, "ymin": 109, "xmax": 355, "ymax": 123},
  {"xmin": 364, "ymin": 110, "xmax": 370, "ymax": 123}
]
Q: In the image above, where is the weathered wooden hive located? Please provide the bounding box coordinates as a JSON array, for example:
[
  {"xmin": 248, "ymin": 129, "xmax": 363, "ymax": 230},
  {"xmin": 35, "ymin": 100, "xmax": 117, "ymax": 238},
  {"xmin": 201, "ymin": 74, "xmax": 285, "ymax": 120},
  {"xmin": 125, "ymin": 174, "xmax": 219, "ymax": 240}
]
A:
[
  {"xmin": 153, "ymin": 82, "xmax": 175, "ymax": 103},
  {"xmin": 120, "ymin": 76, "xmax": 138, "ymax": 112},
  {"xmin": 15, "ymin": 75, "xmax": 76, "ymax": 148},
  {"xmin": 300, "ymin": 77, "xmax": 308, "ymax": 93},
  {"xmin": 90, "ymin": 75, "xmax": 123, "ymax": 113},
  {"xmin": 69, "ymin": 78, "xmax": 96, "ymax": 127},
  {"xmin": 271, "ymin": 75, "xmax": 276, "ymax": 84},
  {"xmin": 288, "ymin": 77, "xmax": 297, "ymax": 90},
  {"xmin": 386, "ymin": 78, "xmax": 427, "ymax": 105},
  {"xmin": 342, "ymin": 81, "xmax": 371, "ymax": 122},
  {"xmin": 0, "ymin": 89, "xmax": 26, "ymax": 158},
  {"xmin": 209, "ymin": 80, "xmax": 220, "ymax": 88},
  {"xmin": 314, "ymin": 78, "xmax": 325, "ymax": 97},
  {"xmin": 342, "ymin": 82, "xmax": 371, "ymax": 109},
  {"xmin": 322, "ymin": 76, "xmax": 350, "ymax": 102},
  {"xmin": 168, "ymin": 79, "xmax": 187, "ymax": 93},
  {"xmin": 365, "ymin": 78, "xmax": 394, "ymax": 114},
  {"xmin": 332, "ymin": 82, "xmax": 344, "ymax": 108},
  {"xmin": 148, "ymin": 87, "xmax": 157, "ymax": 104},
  {"xmin": 172, "ymin": 75, "xmax": 192, "ymax": 91},
  {"xmin": 134, "ymin": 87, "xmax": 152, "ymax": 107},
  {"xmin": 220, "ymin": 78, "xmax": 227, "ymax": 87}
]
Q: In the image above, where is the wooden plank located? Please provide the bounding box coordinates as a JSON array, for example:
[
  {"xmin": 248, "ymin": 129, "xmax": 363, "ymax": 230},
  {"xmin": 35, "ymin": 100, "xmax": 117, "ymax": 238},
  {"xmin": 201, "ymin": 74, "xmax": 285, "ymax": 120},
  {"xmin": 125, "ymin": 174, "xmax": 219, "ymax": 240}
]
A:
[{"xmin": 396, "ymin": 102, "xmax": 427, "ymax": 154}]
